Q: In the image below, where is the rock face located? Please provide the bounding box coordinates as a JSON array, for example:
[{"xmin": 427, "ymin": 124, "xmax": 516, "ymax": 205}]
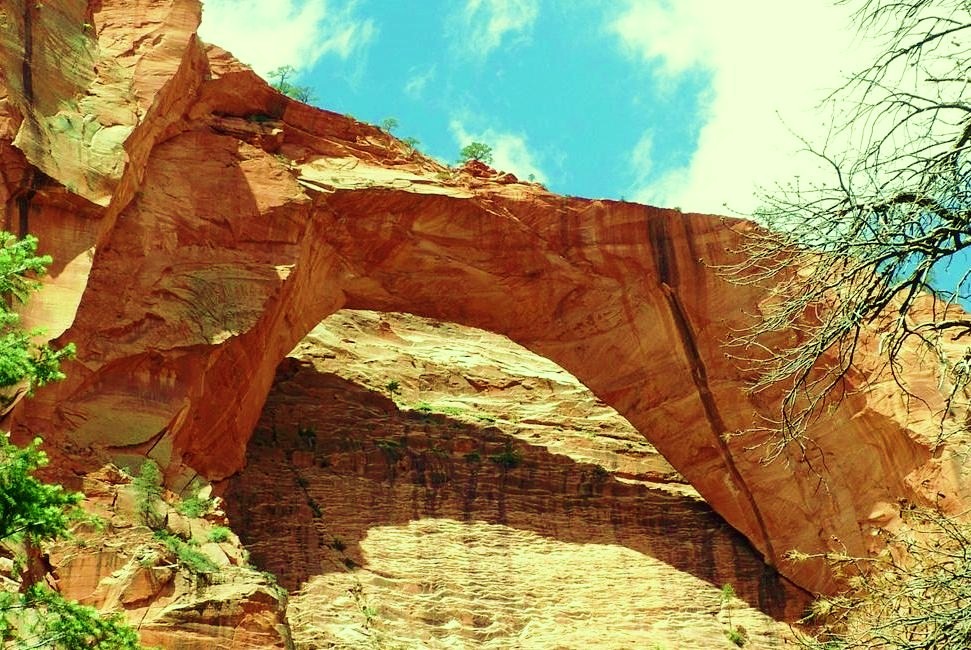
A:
[
  {"xmin": 33, "ymin": 466, "xmax": 291, "ymax": 649},
  {"xmin": 0, "ymin": 0, "xmax": 964, "ymax": 597},
  {"xmin": 227, "ymin": 309, "xmax": 803, "ymax": 648}
]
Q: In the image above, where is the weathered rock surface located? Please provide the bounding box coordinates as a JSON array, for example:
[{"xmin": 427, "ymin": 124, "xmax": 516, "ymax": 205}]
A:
[
  {"xmin": 12, "ymin": 465, "xmax": 291, "ymax": 649},
  {"xmin": 0, "ymin": 0, "xmax": 965, "ymax": 597},
  {"xmin": 227, "ymin": 309, "xmax": 803, "ymax": 648}
]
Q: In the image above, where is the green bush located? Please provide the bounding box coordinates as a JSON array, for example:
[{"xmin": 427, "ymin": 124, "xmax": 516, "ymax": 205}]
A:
[
  {"xmin": 720, "ymin": 584, "xmax": 747, "ymax": 646},
  {"xmin": 375, "ymin": 438, "xmax": 404, "ymax": 463},
  {"xmin": 133, "ymin": 460, "xmax": 164, "ymax": 529},
  {"xmin": 0, "ymin": 233, "xmax": 75, "ymax": 394},
  {"xmin": 438, "ymin": 405, "xmax": 463, "ymax": 416},
  {"xmin": 0, "ymin": 585, "xmax": 141, "ymax": 649},
  {"xmin": 177, "ymin": 492, "xmax": 213, "ymax": 518},
  {"xmin": 726, "ymin": 627, "xmax": 747, "ymax": 647},
  {"xmin": 489, "ymin": 444, "xmax": 523, "ymax": 470},
  {"xmin": 401, "ymin": 136, "xmax": 421, "ymax": 152},
  {"xmin": 0, "ymin": 436, "xmax": 81, "ymax": 543},
  {"xmin": 207, "ymin": 526, "xmax": 231, "ymax": 543},
  {"xmin": 0, "ymin": 231, "xmax": 143, "ymax": 648},
  {"xmin": 457, "ymin": 141, "xmax": 493, "ymax": 166},
  {"xmin": 154, "ymin": 531, "xmax": 217, "ymax": 575},
  {"xmin": 267, "ymin": 65, "xmax": 315, "ymax": 103}
]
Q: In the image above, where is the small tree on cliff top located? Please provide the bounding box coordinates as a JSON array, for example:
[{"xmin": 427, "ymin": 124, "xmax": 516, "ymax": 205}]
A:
[
  {"xmin": 0, "ymin": 232, "xmax": 143, "ymax": 649},
  {"xmin": 267, "ymin": 65, "xmax": 316, "ymax": 104},
  {"xmin": 457, "ymin": 141, "xmax": 494, "ymax": 166}
]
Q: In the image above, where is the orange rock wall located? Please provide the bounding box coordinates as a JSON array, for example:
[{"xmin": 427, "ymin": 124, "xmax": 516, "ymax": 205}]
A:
[
  {"xmin": 47, "ymin": 466, "xmax": 291, "ymax": 650},
  {"xmin": 0, "ymin": 0, "xmax": 961, "ymax": 594},
  {"xmin": 227, "ymin": 345, "xmax": 803, "ymax": 646}
]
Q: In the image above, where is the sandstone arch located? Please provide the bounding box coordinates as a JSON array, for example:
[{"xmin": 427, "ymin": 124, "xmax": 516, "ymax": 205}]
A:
[{"xmin": 0, "ymin": 0, "xmax": 957, "ymax": 595}]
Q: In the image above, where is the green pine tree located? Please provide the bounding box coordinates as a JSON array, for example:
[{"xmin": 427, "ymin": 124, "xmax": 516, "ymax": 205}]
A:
[{"xmin": 0, "ymin": 232, "xmax": 144, "ymax": 649}]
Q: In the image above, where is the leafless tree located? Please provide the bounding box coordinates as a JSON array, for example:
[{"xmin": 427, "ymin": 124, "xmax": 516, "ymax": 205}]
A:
[
  {"xmin": 726, "ymin": 0, "xmax": 971, "ymax": 458},
  {"xmin": 724, "ymin": 1, "xmax": 971, "ymax": 646},
  {"xmin": 789, "ymin": 506, "xmax": 971, "ymax": 648}
]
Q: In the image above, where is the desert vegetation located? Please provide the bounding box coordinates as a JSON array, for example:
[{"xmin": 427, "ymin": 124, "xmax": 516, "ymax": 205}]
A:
[
  {"xmin": 5, "ymin": 0, "xmax": 971, "ymax": 645},
  {"xmin": 268, "ymin": 65, "xmax": 315, "ymax": 104},
  {"xmin": 730, "ymin": 0, "xmax": 970, "ymax": 454},
  {"xmin": 0, "ymin": 234, "xmax": 143, "ymax": 648},
  {"xmin": 457, "ymin": 141, "xmax": 494, "ymax": 166}
]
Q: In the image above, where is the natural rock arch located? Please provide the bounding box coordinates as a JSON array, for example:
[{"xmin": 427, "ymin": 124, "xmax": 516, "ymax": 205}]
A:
[{"xmin": 0, "ymin": 0, "xmax": 955, "ymax": 595}]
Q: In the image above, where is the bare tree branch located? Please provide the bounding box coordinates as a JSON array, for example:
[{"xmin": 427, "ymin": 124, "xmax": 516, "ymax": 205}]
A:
[{"xmin": 724, "ymin": 1, "xmax": 971, "ymax": 645}]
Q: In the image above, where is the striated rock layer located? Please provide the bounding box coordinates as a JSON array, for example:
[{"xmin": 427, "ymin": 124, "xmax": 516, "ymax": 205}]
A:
[
  {"xmin": 227, "ymin": 309, "xmax": 803, "ymax": 647},
  {"xmin": 0, "ymin": 0, "xmax": 965, "ymax": 595}
]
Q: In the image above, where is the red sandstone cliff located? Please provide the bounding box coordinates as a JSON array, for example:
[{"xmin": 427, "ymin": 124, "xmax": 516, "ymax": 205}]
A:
[{"xmin": 0, "ymin": 0, "xmax": 964, "ymax": 601}]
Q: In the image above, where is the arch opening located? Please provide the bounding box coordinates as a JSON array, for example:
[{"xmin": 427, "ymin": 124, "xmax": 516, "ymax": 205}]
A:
[{"xmin": 225, "ymin": 309, "xmax": 808, "ymax": 647}]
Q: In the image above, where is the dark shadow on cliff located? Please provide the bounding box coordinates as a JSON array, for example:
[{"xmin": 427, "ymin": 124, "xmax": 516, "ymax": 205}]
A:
[{"xmin": 224, "ymin": 357, "xmax": 810, "ymax": 622}]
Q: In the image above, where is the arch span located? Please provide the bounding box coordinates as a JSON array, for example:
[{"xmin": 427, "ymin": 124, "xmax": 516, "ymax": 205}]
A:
[{"xmin": 0, "ymin": 3, "xmax": 953, "ymax": 595}]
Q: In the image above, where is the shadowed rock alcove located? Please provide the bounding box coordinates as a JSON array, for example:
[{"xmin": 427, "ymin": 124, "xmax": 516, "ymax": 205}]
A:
[{"xmin": 225, "ymin": 310, "xmax": 807, "ymax": 647}]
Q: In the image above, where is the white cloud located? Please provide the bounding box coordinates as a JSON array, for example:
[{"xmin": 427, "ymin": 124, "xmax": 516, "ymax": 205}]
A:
[
  {"xmin": 625, "ymin": 130, "xmax": 693, "ymax": 208},
  {"xmin": 610, "ymin": 0, "xmax": 880, "ymax": 214},
  {"xmin": 404, "ymin": 65, "xmax": 437, "ymax": 99},
  {"xmin": 198, "ymin": 0, "xmax": 375, "ymax": 77},
  {"xmin": 449, "ymin": 0, "xmax": 539, "ymax": 58},
  {"xmin": 450, "ymin": 119, "xmax": 548, "ymax": 183},
  {"xmin": 628, "ymin": 130, "xmax": 654, "ymax": 183}
]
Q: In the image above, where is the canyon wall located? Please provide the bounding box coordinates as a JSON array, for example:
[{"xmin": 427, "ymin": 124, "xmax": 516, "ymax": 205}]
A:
[
  {"xmin": 0, "ymin": 0, "xmax": 963, "ymax": 595},
  {"xmin": 226, "ymin": 309, "xmax": 801, "ymax": 647}
]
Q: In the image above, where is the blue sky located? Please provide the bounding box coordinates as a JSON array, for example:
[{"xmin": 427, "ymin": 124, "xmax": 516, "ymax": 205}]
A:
[
  {"xmin": 305, "ymin": 1, "xmax": 710, "ymax": 199},
  {"xmin": 198, "ymin": 1, "xmax": 969, "ymax": 302},
  {"xmin": 198, "ymin": 0, "xmax": 873, "ymax": 212}
]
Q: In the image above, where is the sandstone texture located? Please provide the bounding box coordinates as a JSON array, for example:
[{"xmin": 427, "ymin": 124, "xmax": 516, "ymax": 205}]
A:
[
  {"xmin": 0, "ymin": 0, "xmax": 966, "ymax": 601},
  {"xmin": 228, "ymin": 309, "xmax": 802, "ymax": 648}
]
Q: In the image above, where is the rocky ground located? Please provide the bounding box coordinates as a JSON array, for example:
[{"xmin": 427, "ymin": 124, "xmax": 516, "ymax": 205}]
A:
[
  {"xmin": 1, "ymin": 465, "xmax": 291, "ymax": 649},
  {"xmin": 225, "ymin": 310, "xmax": 807, "ymax": 648}
]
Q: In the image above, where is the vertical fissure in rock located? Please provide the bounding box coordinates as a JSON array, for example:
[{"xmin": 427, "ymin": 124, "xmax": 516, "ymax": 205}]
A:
[
  {"xmin": 647, "ymin": 216, "xmax": 677, "ymax": 286},
  {"xmin": 15, "ymin": 2, "xmax": 36, "ymax": 238},
  {"xmin": 15, "ymin": 191, "xmax": 30, "ymax": 238},
  {"xmin": 648, "ymin": 213, "xmax": 776, "ymax": 566},
  {"xmin": 22, "ymin": 2, "xmax": 34, "ymax": 105},
  {"xmin": 661, "ymin": 283, "xmax": 777, "ymax": 566}
]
